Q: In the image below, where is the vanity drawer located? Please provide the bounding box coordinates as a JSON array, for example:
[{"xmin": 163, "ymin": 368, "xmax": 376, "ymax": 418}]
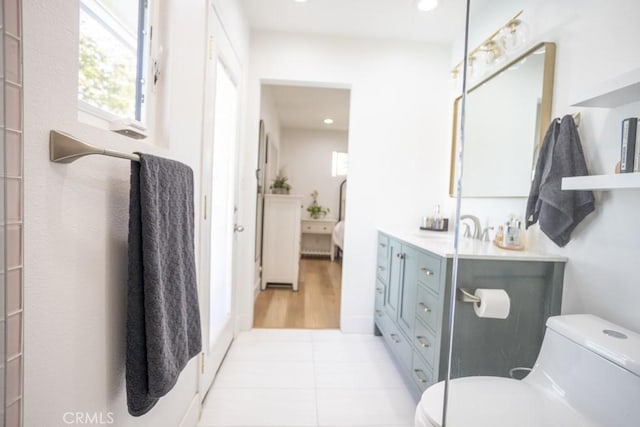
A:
[
  {"xmin": 374, "ymin": 305, "xmax": 389, "ymax": 333},
  {"xmin": 375, "ymin": 280, "xmax": 386, "ymax": 311},
  {"xmin": 417, "ymin": 251, "xmax": 441, "ymax": 294},
  {"xmin": 413, "ymin": 318, "xmax": 437, "ymax": 368},
  {"xmin": 383, "ymin": 320, "xmax": 412, "ymax": 371},
  {"xmin": 302, "ymin": 220, "xmax": 333, "ymax": 234},
  {"xmin": 411, "ymin": 351, "xmax": 436, "ymax": 393},
  {"xmin": 376, "ymin": 235, "xmax": 390, "ymax": 283},
  {"xmin": 415, "ymin": 285, "xmax": 441, "ymax": 333}
]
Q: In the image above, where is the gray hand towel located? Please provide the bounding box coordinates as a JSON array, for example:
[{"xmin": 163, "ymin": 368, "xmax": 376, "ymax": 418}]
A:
[
  {"xmin": 126, "ymin": 153, "xmax": 202, "ymax": 416},
  {"xmin": 526, "ymin": 115, "xmax": 595, "ymax": 247}
]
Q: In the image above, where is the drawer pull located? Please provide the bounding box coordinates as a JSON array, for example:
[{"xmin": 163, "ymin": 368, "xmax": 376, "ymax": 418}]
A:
[
  {"xmin": 418, "ymin": 302, "xmax": 431, "ymax": 313},
  {"xmin": 390, "ymin": 333, "xmax": 401, "ymax": 344},
  {"xmin": 413, "ymin": 369, "xmax": 429, "ymax": 384},
  {"xmin": 323, "ymin": 227, "xmax": 327, "ymax": 230},
  {"xmin": 379, "ymin": 243, "xmax": 387, "ymax": 248},
  {"xmin": 420, "ymin": 267, "xmax": 434, "ymax": 276},
  {"xmin": 375, "ymin": 310, "xmax": 384, "ymax": 317},
  {"xmin": 416, "ymin": 335, "xmax": 431, "ymax": 348},
  {"xmin": 377, "ymin": 266, "xmax": 386, "ymax": 272},
  {"xmin": 376, "ymin": 287, "xmax": 384, "ymax": 294}
]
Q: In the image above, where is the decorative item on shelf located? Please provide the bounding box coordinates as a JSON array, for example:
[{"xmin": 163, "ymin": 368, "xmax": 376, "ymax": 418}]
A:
[
  {"xmin": 306, "ymin": 190, "xmax": 330, "ymax": 219},
  {"xmin": 270, "ymin": 169, "xmax": 291, "ymax": 194},
  {"xmin": 451, "ymin": 10, "xmax": 528, "ymax": 83},
  {"xmin": 620, "ymin": 117, "xmax": 639, "ymax": 173},
  {"xmin": 493, "ymin": 217, "xmax": 524, "ymax": 251},
  {"xmin": 420, "ymin": 204, "xmax": 449, "ymax": 231}
]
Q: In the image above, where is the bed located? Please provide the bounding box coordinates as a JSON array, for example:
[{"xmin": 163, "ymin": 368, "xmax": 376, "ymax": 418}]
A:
[
  {"xmin": 332, "ymin": 179, "xmax": 347, "ymax": 258},
  {"xmin": 332, "ymin": 220, "xmax": 345, "ymax": 252}
]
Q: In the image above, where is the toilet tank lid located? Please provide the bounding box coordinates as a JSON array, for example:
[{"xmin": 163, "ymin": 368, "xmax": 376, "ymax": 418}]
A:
[{"xmin": 547, "ymin": 315, "xmax": 640, "ymax": 377}]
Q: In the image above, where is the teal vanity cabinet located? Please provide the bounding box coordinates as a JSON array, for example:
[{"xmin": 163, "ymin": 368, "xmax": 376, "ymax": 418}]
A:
[
  {"xmin": 374, "ymin": 230, "xmax": 566, "ymax": 400},
  {"xmin": 374, "ymin": 234, "xmax": 389, "ymax": 327}
]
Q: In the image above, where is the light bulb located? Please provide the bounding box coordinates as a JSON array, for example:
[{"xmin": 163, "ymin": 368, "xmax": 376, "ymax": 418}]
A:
[
  {"xmin": 323, "ymin": 118, "xmax": 334, "ymax": 125},
  {"xmin": 416, "ymin": 0, "xmax": 439, "ymax": 12},
  {"xmin": 499, "ymin": 19, "xmax": 529, "ymax": 53}
]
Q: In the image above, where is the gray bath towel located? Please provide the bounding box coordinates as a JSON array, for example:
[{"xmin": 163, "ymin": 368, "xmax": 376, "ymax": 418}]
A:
[
  {"xmin": 126, "ymin": 154, "xmax": 201, "ymax": 416},
  {"xmin": 526, "ymin": 115, "xmax": 595, "ymax": 247}
]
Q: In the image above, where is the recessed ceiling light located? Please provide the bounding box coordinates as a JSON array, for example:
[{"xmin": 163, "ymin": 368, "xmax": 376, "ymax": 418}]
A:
[
  {"xmin": 323, "ymin": 118, "xmax": 334, "ymax": 125},
  {"xmin": 294, "ymin": 0, "xmax": 308, "ymax": 3},
  {"xmin": 416, "ymin": 0, "xmax": 439, "ymax": 12}
]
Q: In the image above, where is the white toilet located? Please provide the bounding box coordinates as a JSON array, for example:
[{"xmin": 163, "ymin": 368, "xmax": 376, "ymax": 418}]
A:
[{"xmin": 415, "ymin": 314, "xmax": 640, "ymax": 427}]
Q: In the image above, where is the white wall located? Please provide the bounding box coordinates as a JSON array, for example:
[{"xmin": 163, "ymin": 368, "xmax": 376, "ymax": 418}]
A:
[
  {"xmin": 23, "ymin": 0, "xmax": 247, "ymax": 425},
  {"xmin": 260, "ymin": 85, "xmax": 282, "ymax": 156},
  {"xmin": 238, "ymin": 32, "xmax": 452, "ymax": 333},
  {"xmin": 280, "ymin": 128, "xmax": 348, "ymax": 217},
  {"xmin": 454, "ymin": 0, "xmax": 640, "ymax": 332}
]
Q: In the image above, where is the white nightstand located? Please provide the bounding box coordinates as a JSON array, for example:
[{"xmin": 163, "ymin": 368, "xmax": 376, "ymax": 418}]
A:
[{"xmin": 300, "ymin": 218, "xmax": 337, "ymax": 260}]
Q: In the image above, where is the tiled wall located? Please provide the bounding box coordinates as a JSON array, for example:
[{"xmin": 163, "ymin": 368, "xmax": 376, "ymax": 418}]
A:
[{"xmin": 5, "ymin": 0, "xmax": 23, "ymax": 425}]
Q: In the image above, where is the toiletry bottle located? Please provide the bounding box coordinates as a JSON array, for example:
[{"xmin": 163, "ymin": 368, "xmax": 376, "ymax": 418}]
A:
[
  {"xmin": 433, "ymin": 205, "xmax": 442, "ymax": 230},
  {"xmin": 495, "ymin": 225, "xmax": 503, "ymax": 244}
]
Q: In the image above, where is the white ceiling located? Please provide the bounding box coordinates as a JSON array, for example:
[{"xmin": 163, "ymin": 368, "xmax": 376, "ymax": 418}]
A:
[
  {"xmin": 266, "ymin": 84, "xmax": 351, "ymax": 131},
  {"xmin": 250, "ymin": 0, "xmax": 471, "ymax": 132},
  {"xmin": 240, "ymin": 0, "xmax": 469, "ymax": 44}
]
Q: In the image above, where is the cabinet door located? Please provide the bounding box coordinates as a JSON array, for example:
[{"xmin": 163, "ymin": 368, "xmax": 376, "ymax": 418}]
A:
[
  {"xmin": 398, "ymin": 245, "xmax": 418, "ymax": 337},
  {"xmin": 385, "ymin": 239, "xmax": 403, "ymax": 320},
  {"xmin": 376, "ymin": 234, "xmax": 390, "ymax": 284}
]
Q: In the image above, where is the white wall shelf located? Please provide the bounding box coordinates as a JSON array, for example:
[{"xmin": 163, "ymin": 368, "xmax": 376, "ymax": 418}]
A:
[
  {"xmin": 571, "ymin": 68, "xmax": 640, "ymax": 108},
  {"xmin": 562, "ymin": 173, "xmax": 640, "ymax": 190}
]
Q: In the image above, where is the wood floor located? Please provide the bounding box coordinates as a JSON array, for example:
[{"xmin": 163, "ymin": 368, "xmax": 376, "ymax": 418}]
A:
[{"xmin": 253, "ymin": 258, "xmax": 342, "ymax": 329}]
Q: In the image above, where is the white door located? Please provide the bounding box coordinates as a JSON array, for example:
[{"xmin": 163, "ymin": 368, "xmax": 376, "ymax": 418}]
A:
[{"xmin": 198, "ymin": 3, "xmax": 242, "ymax": 397}]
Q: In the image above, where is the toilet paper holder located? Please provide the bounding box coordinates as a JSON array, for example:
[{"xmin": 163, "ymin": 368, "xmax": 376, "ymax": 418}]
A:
[{"xmin": 457, "ymin": 288, "xmax": 481, "ymax": 304}]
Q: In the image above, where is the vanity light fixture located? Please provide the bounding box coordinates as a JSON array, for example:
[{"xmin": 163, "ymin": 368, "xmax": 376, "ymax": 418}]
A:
[
  {"xmin": 323, "ymin": 118, "xmax": 334, "ymax": 125},
  {"xmin": 451, "ymin": 11, "xmax": 527, "ymax": 81},
  {"xmin": 416, "ymin": 0, "xmax": 439, "ymax": 12}
]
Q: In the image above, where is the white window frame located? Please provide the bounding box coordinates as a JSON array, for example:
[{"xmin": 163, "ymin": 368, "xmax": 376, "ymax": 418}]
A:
[
  {"xmin": 332, "ymin": 151, "xmax": 349, "ymax": 177},
  {"xmin": 77, "ymin": 0, "xmax": 160, "ymax": 138}
]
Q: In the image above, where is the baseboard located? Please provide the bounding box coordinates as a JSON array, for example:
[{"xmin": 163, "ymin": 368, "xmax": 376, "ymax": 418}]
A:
[{"xmin": 179, "ymin": 393, "xmax": 201, "ymax": 427}]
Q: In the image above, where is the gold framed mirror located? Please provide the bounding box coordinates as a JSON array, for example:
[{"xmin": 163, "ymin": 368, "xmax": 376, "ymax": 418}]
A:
[{"xmin": 450, "ymin": 42, "xmax": 556, "ymax": 197}]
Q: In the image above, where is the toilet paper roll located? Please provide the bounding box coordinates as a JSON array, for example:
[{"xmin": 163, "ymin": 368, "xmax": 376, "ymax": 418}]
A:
[{"xmin": 473, "ymin": 289, "xmax": 510, "ymax": 319}]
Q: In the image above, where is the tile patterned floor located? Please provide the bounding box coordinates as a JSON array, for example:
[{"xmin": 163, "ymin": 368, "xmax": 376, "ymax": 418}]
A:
[{"xmin": 198, "ymin": 329, "xmax": 417, "ymax": 427}]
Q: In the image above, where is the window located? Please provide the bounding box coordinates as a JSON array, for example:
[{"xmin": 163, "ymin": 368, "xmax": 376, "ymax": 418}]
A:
[
  {"xmin": 78, "ymin": 0, "xmax": 150, "ymax": 123},
  {"xmin": 332, "ymin": 151, "xmax": 349, "ymax": 177}
]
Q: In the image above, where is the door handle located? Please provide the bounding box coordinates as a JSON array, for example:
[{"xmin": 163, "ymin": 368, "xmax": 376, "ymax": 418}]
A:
[
  {"xmin": 234, "ymin": 224, "xmax": 245, "ymax": 233},
  {"xmin": 413, "ymin": 369, "xmax": 429, "ymax": 384},
  {"xmin": 420, "ymin": 267, "xmax": 434, "ymax": 276},
  {"xmin": 416, "ymin": 335, "xmax": 431, "ymax": 348},
  {"xmin": 418, "ymin": 302, "xmax": 431, "ymax": 313}
]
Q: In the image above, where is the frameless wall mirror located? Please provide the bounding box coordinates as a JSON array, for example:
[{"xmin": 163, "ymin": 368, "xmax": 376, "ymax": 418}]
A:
[{"xmin": 450, "ymin": 42, "xmax": 556, "ymax": 197}]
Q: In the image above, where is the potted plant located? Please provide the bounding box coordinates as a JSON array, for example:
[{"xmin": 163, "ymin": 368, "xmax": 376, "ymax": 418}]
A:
[
  {"xmin": 306, "ymin": 190, "xmax": 330, "ymax": 219},
  {"xmin": 270, "ymin": 174, "xmax": 291, "ymax": 194}
]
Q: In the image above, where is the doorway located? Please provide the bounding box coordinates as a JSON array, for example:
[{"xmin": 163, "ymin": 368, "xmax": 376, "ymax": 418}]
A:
[
  {"xmin": 253, "ymin": 83, "xmax": 351, "ymax": 329},
  {"xmin": 198, "ymin": 4, "xmax": 243, "ymax": 397}
]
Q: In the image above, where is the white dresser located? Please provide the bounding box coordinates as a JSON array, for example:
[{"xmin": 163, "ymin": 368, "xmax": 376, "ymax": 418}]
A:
[
  {"xmin": 261, "ymin": 194, "xmax": 303, "ymax": 291},
  {"xmin": 300, "ymin": 218, "xmax": 337, "ymax": 260}
]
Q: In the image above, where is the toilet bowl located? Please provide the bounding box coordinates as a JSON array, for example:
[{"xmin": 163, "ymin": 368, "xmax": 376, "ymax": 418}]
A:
[{"xmin": 415, "ymin": 314, "xmax": 640, "ymax": 427}]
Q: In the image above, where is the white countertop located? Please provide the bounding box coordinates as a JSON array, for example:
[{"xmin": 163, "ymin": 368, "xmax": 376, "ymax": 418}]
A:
[{"xmin": 379, "ymin": 227, "xmax": 568, "ymax": 263}]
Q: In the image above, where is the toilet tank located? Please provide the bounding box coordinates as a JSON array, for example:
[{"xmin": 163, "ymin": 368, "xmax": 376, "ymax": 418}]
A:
[{"xmin": 524, "ymin": 314, "xmax": 640, "ymax": 427}]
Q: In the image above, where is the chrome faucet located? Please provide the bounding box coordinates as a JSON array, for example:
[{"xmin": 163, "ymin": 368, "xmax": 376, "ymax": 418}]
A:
[{"xmin": 460, "ymin": 215, "xmax": 482, "ymax": 240}]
